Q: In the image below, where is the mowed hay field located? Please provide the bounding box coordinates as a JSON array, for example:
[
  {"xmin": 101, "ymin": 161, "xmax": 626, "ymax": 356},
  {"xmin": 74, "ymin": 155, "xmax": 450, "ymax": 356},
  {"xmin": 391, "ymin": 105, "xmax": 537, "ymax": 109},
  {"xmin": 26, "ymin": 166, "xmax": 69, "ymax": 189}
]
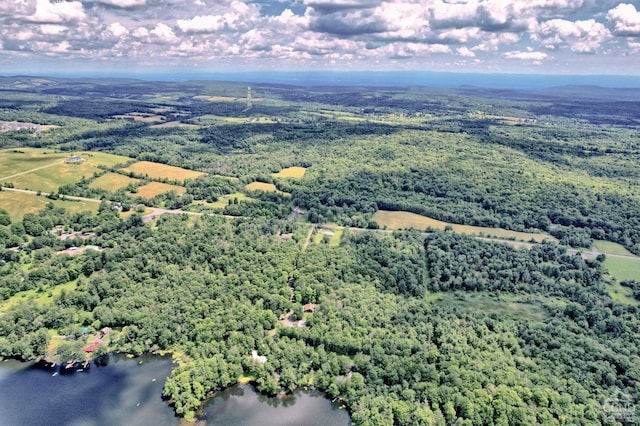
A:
[
  {"xmin": 246, "ymin": 181, "xmax": 289, "ymax": 195},
  {"xmin": 121, "ymin": 161, "xmax": 205, "ymax": 182},
  {"xmin": 273, "ymin": 167, "xmax": 306, "ymax": 179},
  {"xmin": 0, "ymin": 149, "xmax": 132, "ymax": 192},
  {"xmin": 372, "ymin": 210, "xmax": 556, "ymax": 243},
  {"xmin": 0, "ymin": 191, "xmax": 99, "ymax": 222},
  {"xmin": 134, "ymin": 182, "xmax": 186, "ymax": 199},
  {"xmin": 89, "ymin": 173, "xmax": 140, "ymax": 191},
  {"xmin": 0, "ymin": 148, "xmax": 66, "ymax": 178},
  {"xmin": 602, "ymin": 256, "xmax": 640, "ymax": 282}
]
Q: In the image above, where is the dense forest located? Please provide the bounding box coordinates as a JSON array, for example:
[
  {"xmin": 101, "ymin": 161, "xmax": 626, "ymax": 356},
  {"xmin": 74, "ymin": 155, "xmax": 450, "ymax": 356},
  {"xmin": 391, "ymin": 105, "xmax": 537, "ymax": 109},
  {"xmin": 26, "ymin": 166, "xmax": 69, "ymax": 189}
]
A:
[{"xmin": 1, "ymin": 77, "xmax": 639, "ymax": 425}]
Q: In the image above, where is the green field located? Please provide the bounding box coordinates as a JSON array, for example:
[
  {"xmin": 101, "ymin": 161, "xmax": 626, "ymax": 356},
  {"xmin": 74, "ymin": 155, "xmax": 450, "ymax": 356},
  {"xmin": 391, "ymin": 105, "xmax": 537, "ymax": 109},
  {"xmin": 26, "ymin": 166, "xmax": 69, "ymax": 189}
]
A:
[
  {"xmin": 602, "ymin": 256, "xmax": 640, "ymax": 282},
  {"xmin": 89, "ymin": 173, "xmax": 140, "ymax": 191},
  {"xmin": 372, "ymin": 210, "xmax": 556, "ymax": 243},
  {"xmin": 0, "ymin": 148, "xmax": 66, "ymax": 179},
  {"xmin": 0, "ymin": 149, "xmax": 132, "ymax": 192},
  {"xmin": 0, "ymin": 280, "xmax": 77, "ymax": 313},
  {"xmin": 313, "ymin": 228, "xmax": 343, "ymax": 246},
  {"xmin": 0, "ymin": 190, "xmax": 99, "ymax": 221},
  {"xmin": 594, "ymin": 240, "xmax": 635, "ymax": 256}
]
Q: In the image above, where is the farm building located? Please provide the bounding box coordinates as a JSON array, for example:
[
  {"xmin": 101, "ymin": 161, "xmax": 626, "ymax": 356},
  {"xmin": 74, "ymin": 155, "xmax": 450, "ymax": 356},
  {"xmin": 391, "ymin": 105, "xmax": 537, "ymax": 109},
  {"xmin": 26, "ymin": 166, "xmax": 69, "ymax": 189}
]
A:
[{"xmin": 64, "ymin": 155, "xmax": 84, "ymax": 163}]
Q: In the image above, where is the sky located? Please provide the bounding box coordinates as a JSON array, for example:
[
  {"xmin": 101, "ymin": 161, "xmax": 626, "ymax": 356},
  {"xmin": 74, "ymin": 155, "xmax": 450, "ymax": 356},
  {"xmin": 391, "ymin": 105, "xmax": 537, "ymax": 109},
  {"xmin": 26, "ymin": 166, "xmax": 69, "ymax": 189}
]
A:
[{"xmin": 0, "ymin": 0, "xmax": 639, "ymax": 76}]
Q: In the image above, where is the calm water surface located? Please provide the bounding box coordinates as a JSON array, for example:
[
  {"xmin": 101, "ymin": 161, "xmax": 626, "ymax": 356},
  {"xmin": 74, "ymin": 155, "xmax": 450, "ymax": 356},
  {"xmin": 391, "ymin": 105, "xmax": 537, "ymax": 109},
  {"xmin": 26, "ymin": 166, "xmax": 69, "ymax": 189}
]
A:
[
  {"xmin": 0, "ymin": 355, "xmax": 350, "ymax": 425},
  {"xmin": 200, "ymin": 384, "xmax": 350, "ymax": 426}
]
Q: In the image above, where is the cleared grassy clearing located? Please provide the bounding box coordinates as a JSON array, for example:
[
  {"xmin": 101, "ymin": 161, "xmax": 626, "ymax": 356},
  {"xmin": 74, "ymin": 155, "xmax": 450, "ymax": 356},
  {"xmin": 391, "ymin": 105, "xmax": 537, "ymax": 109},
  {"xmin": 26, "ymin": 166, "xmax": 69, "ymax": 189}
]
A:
[
  {"xmin": 10, "ymin": 161, "xmax": 102, "ymax": 193},
  {"xmin": 313, "ymin": 228, "xmax": 343, "ymax": 246},
  {"xmin": 0, "ymin": 148, "xmax": 66, "ymax": 178},
  {"xmin": 120, "ymin": 208, "xmax": 154, "ymax": 220},
  {"xmin": 602, "ymin": 256, "xmax": 640, "ymax": 282},
  {"xmin": 373, "ymin": 210, "xmax": 556, "ymax": 243},
  {"xmin": 246, "ymin": 181, "xmax": 289, "ymax": 195},
  {"xmin": 196, "ymin": 192, "xmax": 250, "ymax": 209},
  {"xmin": 0, "ymin": 191, "xmax": 98, "ymax": 222},
  {"xmin": 150, "ymin": 121, "xmax": 198, "ymax": 129},
  {"xmin": 273, "ymin": 167, "xmax": 306, "ymax": 179},
  {"xmin": 134, "ymin": 182, "xmax": 186, "ymax": 199},
  {"xmin": 75, "ymin": 151, "xmax": 132, "ymax": 168},
  {"xmin": 0, "ymin": 281, "xmax": 76, "ymax": 312},
  {"xmin": 594, "ymin": 240, "xmax": 634, "ymax": 256},
  {"xmin": 606, "ymin": 281, "xmax": 639, "ymax": 305},
  {"xmin": 0, "ymin": 149, "xmax": 131, "ymax": 192},
  {"xmin": 88, "ymin": 173, "xmax": 140, "ymax": 191},
  {"xmin": 193, "ymin": 95, "xmax": 240, "ymax": 102},
  {"xmin": 111, "ymin": 114, "xmax": 164, "ymax": 123},
  {"xmin": 121, "ymin": 161, "xmax": 205, "ymax": 182},
  {"xmin": 425, "ymin": 291, "xmax": 552, "ymax": 321}
]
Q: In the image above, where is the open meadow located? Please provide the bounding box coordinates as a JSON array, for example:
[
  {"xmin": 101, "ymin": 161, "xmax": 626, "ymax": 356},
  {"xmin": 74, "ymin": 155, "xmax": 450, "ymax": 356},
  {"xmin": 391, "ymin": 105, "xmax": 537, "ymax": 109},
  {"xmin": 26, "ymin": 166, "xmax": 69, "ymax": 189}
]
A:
[
  {"xmin": 134, "ymin": 181, "xmax": 186, "ymax": 199},
  {"xmin": 372, "ymin": 210, "xmax": 556, "ymax": 243},
  {"xmin": 245, "ymin": 181, "xmax": 289, "ymax": 195},
  {"xmin": 273, "ymin": 166, "xmax": 306, "ymax": 179},
  {"xmin": 0, "ymin": 190, "xmax": 99, "ymax": 222},
  {"xmin": 121, "ymin": 161, "xmax": 205, "ymax": 182},
  {"xmin": 89, "ymin": 173, "xmax": 141, "ymax": 191}
]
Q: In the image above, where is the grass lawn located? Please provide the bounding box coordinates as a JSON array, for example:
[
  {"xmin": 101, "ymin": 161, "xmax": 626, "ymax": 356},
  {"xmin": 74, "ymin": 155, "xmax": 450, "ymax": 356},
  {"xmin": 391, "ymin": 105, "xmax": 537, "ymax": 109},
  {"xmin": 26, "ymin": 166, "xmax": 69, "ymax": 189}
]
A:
[
  {"xmin": 246, "ymin": 181, "xmax": 289, "ymax": 195},
  {"xmin": 372, "ymin": 210, "xmax": 556, "ymax": 243},
  {"xmin": 89, "ymin": 173, "xmax": 140, "ymax": 191},
  {"xmin": 594, "ymin": 240, "xmax": 635, "ymax": 256},
  {"xmin": 313, "ymin": 228, "xmax": 343, "ymax": 246},
  {"xmin": 0, "ymin": 191, "xmax": 98, "ymax": 222},
  {"xmin": 133, "ymin": 182, "xmax": 186, "ymax": 199},
  {"xmin": 273, "ymin": 167, "xmax": 306, "ymax": 179},
  {"xmin": 602, "ymin": 256, "xmax": 640, "ymax": 282},
  {"xmin": 121, "ymin": 161, "xmax": 205, "ymax": 182}
]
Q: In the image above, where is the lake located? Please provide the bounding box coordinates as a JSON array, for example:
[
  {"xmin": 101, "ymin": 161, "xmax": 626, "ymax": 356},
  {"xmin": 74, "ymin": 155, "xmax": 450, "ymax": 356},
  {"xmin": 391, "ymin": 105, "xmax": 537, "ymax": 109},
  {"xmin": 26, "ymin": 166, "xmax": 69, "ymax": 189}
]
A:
[{"xmin": 0, "ymin": 355, "xmax": 350, "ymax": 425}]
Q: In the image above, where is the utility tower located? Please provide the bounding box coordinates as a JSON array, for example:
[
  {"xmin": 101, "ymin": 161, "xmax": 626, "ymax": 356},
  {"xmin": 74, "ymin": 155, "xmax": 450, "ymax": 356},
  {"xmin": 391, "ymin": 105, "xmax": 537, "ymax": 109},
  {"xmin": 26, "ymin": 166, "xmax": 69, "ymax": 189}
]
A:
[{"xmin": 247, "ymin": 86, "xmax": 252, "ymax": 109}]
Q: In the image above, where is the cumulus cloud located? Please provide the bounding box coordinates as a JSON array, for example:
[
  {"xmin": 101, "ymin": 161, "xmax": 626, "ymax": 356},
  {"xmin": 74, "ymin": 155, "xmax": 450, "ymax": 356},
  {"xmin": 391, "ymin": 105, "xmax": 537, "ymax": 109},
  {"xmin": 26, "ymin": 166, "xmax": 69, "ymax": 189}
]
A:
[
  {"xmin": 0, "ymin": 0, "xmax": 636, "ymax": 73},
  {"xmin": 536, "ymin": 18, "xmax": 610, "ymax": 53},
  {"xmin": 457, "ymin": 46, "xmax": 475, "ymax": 57},
  {"xmin": 504, "ymin": 50, "xmax": 548, "ymax": 62},
  {"xmin": 177, "ymin": 15, "xmax": 226, "ymax": 33},
  {"xmin": 0, "ymin": 0, "xmax": 37, "ymax": 16},
  {"xmin": 150, "ymin": 22, "xmax": 177, "ymax": 42},
  {"xmin": 27, "ymin": 0, "xmax": 86, "ymax": 23},
  {"xmin": 607, "ymin": 3, "xmax": 640, "ymax": 36},
  {"xmin": 97, "ymin": 0, "xmax": 147, "ymax": 7},
  {"xmin": 105, "ymin": 22, "xmax": 128, "ymax": 38}
]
